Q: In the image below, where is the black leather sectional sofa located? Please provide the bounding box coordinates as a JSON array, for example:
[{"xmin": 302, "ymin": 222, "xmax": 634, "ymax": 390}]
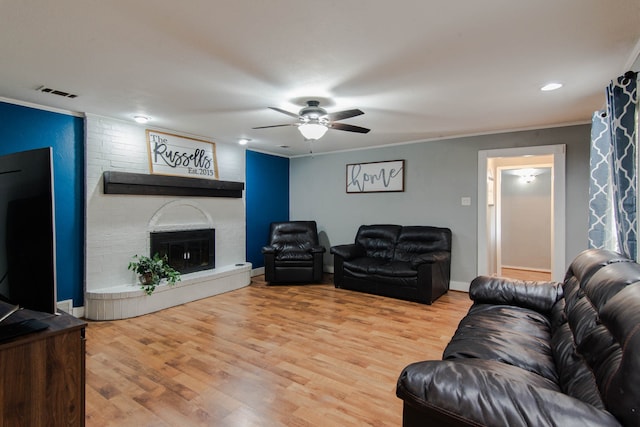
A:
[
  {"xmin": 396, "ymin": 248, "xmax": 640, "ymax": 426},
  {"xmin": 330, "ymin": 224, "xmax": 451, "ymax": 304}
]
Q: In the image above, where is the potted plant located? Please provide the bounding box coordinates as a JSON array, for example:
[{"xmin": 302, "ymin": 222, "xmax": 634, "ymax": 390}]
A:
[{"xmin": 128, "ymin": 253, "xmax": 181, "ymax": 295}]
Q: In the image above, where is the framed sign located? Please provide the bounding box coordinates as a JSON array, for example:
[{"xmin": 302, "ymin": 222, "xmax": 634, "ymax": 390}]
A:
[
  {"xmin": 346, "ymin": 160, "xmax": 405, "ymax": 193},
  {"xmin": 146, "ymin": 130, "xmax": 219, "ymax": 179}
]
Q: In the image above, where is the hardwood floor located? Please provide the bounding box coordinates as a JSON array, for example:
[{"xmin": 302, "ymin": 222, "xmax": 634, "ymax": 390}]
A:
[
  {"xmin": 85, "ymin": 275, "xmax": 472, "ymax": 426},
  {"xmin": 501, "ymin": 267, "xmax": 552, "ymax": 281}
]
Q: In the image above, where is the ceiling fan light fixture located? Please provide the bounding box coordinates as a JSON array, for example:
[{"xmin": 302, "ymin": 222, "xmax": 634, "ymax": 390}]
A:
[{"xmin": 298, "ymin": 123, "xmax": 328, "ymax": 140}]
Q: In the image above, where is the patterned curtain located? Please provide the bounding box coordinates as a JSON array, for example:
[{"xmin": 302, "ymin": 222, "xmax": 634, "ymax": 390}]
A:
[{"xmin": 588, "ymin": 72, "xmax": 638, "ymax": 260}]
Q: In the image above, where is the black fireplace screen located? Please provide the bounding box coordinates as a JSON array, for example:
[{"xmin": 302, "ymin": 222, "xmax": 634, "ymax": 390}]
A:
[{"xmin": 150, "ymin": 229, "xmax": 215, "ymax": 274}]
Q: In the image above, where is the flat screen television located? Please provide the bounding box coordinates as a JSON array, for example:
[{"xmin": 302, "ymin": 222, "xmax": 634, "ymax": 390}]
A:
[{"xmin": 0, "ymin": 147, "xmax": 57, "ymax": 314}]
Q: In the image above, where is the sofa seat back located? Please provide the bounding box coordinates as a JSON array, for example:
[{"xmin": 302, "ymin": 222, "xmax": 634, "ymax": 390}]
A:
[
  {"xmin": 268, "ymin": 221, "xmax": 320, "ymax": 261},
  {"xmin": 355, "ymin": 224, "xmax": 401, "ymax": 260},
  {"xmin": 394, "ymin": 226, "xmax": 452, "ymax": 263},
  {"xmin": 553, "ymin": 249, "xmax": 640, "ymax": 426}
]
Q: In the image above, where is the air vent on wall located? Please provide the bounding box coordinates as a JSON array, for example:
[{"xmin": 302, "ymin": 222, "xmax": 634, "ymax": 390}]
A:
[{"xmin": 36, "ymin": 85, "xmax": 78, "ymax": 99}]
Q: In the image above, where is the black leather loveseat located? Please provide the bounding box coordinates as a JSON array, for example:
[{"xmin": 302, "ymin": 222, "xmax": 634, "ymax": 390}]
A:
[
  {"xmin": 396, "ymin": 248, "xmax": 640, "ymax": 427},
  {"xmin": 330, "ymin": 224, "xmax": 451, "ymax": 304}
]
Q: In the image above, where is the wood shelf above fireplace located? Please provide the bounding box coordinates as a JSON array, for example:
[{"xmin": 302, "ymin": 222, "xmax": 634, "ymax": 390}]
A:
[{"xmin": 103, "ymin": 171, "xmax": 244, "ymax": 198}]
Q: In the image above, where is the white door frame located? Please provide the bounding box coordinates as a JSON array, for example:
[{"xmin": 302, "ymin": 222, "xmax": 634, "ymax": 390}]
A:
[{"xmin": 478, "ymin": 145, "xmax": 566, "ymax": 281}]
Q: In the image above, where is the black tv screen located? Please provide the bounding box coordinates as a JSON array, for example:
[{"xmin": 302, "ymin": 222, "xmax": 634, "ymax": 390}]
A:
[{"xmin": 0, "ymin": 147, "xmax": 57, "ymax": 314}]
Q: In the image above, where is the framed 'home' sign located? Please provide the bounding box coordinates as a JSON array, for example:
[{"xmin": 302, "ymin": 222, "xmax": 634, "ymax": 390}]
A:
[
  {"xmin": 346, "ymin": 159, "xmax": 405, "ymax": 193},
  {"xmin": 146, "ymin": 130, "xmax": 219, "ymax": 179}
]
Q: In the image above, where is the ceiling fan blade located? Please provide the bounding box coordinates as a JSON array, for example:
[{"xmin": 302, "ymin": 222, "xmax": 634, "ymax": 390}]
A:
[
  {"xmin": 326, "ymin": 109, "xmax": 364, "ymax": 121},
  {"xmin": 252, "ymin": 124, "xmax": 297, "ymax": 129},
  {"xmin": 268, "ymin": 106, "xmax": 300, "ymax": 119},
  {"xmin": 330, "ymin": 122, "xmax": 370, "ymax": 134}
]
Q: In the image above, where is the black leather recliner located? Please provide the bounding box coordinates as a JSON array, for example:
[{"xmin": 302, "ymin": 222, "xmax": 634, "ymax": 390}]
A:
[{"xmin": 261, "ymin": 221, "xmax": 326, "ymax": 284}]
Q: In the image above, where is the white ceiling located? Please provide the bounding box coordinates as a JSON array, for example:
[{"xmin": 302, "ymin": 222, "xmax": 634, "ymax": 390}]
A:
[{"xmin": 1, "ymin": 1, "xmax": 639, "ymax": 157}]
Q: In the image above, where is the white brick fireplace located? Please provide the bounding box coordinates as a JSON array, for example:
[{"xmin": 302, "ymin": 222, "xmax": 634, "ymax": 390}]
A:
[{"xmin": 84, "ymin": 115, "xmax": 250, "ymax": 320}]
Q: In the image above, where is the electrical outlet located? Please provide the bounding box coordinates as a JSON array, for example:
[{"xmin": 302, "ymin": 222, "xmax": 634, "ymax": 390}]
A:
[{"xmin": 461, "ymin": 197, "xmax": 471, "ymax": 206}]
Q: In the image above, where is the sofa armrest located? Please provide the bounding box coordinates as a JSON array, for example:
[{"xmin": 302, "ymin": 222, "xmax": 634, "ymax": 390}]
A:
[
  {"xmin": 311, "ymin": 245, "xmax": 326, "ymax": 254},
  {"xmin": 397, "ymin": 359, "xmax": 621, "ymax": 427},
  {"xmin": 470, "ymin": 275, "xmax": 563, "ymax": 313},
  {"xmin": 410, "ymin": 251, "xmax": 450, "ymax": 269},
  {"xmin": 330, "ymin": 244, "xmax": 365, "ymax": 260},
  {"xmin": 261, "ymin": 245, "xmax": 276, "ymax": 254}
]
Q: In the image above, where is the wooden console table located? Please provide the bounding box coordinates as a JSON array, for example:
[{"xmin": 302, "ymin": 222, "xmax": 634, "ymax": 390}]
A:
[{"xmin": 0, "ymin": 309, "xmax": 86, "ymax": 426}]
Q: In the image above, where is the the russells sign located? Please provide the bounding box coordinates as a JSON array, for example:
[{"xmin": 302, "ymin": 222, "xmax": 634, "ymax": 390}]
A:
[{"xmin": 146, "ymin": 130, "xmax": 218, "ymax": 179}]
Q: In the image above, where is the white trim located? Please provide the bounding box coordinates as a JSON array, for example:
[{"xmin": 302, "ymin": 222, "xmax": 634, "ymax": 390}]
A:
[
  {"xmin": 501, "ymin": 265, "xmax": 552, "ymax": 273},
  {"xmin": 251, "ymin": 266, "xmax": 265, "ymax": 277},
  {"xmin": 0, "ymin": 96, "xmax": 85, "ymax": 117},
  {"xmin": 478, "ymin": 145, "xmax": 566, "ymax": 282},
  {"xmin": 449, "ymin": 280, "xmax": 470, "ymax": 293},
  {"xmin": 623, "ymin": 36, "xmax": 640, "ymax": 72},
  {"xmin": 291, "ymin": 122, "xmax": 589, "ymax": 159}
]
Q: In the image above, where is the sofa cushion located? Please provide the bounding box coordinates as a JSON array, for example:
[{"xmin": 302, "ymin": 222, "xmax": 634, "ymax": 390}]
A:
[
  {"xmin": 354, "ymin": 224, "xmax": 401, "ymax": 259},
  {"xmin": 344, "ymin": 258, "xmax": 417, "ymax": 278},
  {"xmin": 470, "ymin": 275, "xmax": 563, "ymax": 313},
  {"xmin": 563, "ymin": 248, "xmax": 633, "ymax": 287},
  {"xmin": 394, "ymin": 226, "xmax": 451, "ymax": 263},
  {"xmin": 551, "ymin": 310, "xmax": 606, "ymax": 410},
  {"xmin": 560, "ymin": 260, "xmax": 640, "ymax": 427},
  {"xmin": 274, "ymin": 246, "xmax": 314, "ymax": 261},
  {"xmin": 397, "ymin": 359, "xmax": 621, "ymax": 427},
  {"xmin": 444, "ymin": 303, "xmax": 558, "ymax": 383}
]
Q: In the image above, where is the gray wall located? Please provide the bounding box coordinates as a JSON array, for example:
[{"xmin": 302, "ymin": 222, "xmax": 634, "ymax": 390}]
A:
[
  {"xmin": 290, "ymin": 124, "xmax": 590, "ymax": 288},
  {"xmin": 501, "ymin": 169, "xmax": 552, "ymax": 270}
]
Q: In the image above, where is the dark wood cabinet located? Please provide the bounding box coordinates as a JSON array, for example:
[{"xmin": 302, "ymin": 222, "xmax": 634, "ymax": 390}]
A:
[{"xmin": 0, "ymin": 310, "xmax": 86, "ymax": 426}]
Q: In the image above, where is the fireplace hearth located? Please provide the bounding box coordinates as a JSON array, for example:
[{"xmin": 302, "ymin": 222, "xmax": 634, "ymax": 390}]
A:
[{"xmin": 150, "ymin": 229, "xmax": 215, "ymax": 274}]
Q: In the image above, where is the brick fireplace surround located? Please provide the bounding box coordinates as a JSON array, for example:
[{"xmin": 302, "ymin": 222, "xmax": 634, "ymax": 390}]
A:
[{"xmin": 84, "ymin": 115, "xmax": 251, "ymax": 320}]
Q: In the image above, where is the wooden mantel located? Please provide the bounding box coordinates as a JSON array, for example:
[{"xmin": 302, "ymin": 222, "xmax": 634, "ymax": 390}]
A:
[{"xmin": 103, "ymin": 171, "xmax": 244, "ymax": 198}]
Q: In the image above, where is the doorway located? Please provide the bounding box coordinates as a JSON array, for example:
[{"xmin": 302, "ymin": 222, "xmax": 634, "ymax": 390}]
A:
[{"xmin": 478, "ymin": 145, "xmax": 566, "ymax": 282}]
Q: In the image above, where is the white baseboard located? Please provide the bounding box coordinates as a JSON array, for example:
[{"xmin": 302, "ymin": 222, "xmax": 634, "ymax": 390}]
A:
[
  {"xmin": 72, "ymin": 306, "xmax": 85, "ymax": 318},
  {"xmin": 501, "ymin": 265, "xmax": 551, "ymax": 273},
  {"xmin": 251, "ymin": 267, "xmax": 265, "ymax": 277},
  {"xmin": 56, "ymin": 299, "xmax": 73, "ymax": 314},
  {"xmin": 449, "ymin": 280, "xmax": 469, "ymax": 293},
  {"xmin": 56, "ymin": 300, "xmax": 85, "ymax": 318}
]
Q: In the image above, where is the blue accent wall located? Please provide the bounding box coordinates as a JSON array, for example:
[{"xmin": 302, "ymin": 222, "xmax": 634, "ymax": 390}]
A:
[
  {"xmin": 245, "ymin": 150, "xmax": 289, "ymax": 268},
  {"xmin": 0, "ymin": 102, "xmax": 84, "ymax": 306}
]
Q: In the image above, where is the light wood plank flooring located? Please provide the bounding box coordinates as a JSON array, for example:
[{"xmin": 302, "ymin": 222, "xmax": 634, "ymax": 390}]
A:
[
  {"xmin": 501, "ymin": 267, "xmax": 552, "ymax": 281},
  {"xmin": 85, "ymin": 275, "xmax": 472, "ymax": 426}
]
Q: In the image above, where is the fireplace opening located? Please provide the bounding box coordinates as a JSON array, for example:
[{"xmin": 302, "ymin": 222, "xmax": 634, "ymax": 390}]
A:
[{"xmin": 150, "ymin": 229, "xmax": 215, "ymax": 274}]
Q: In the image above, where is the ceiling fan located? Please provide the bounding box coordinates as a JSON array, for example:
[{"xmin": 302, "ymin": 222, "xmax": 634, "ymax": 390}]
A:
[{"xmin": 252, "ymin": 100, "xmax": 370, "ymax": 140}]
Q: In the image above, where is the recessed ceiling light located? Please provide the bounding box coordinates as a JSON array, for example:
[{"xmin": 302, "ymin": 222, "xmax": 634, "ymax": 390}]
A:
[
  {"xmin": 541, "ymin": 83, "xmax": 563, "ymax": 92},
  {"xmin": 238, "ymin": 138, "xmax": 251, "ymax": 145},
  {"xmin": 133, "ymin": 115, "xmax": 150, "ymax": 124}
]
